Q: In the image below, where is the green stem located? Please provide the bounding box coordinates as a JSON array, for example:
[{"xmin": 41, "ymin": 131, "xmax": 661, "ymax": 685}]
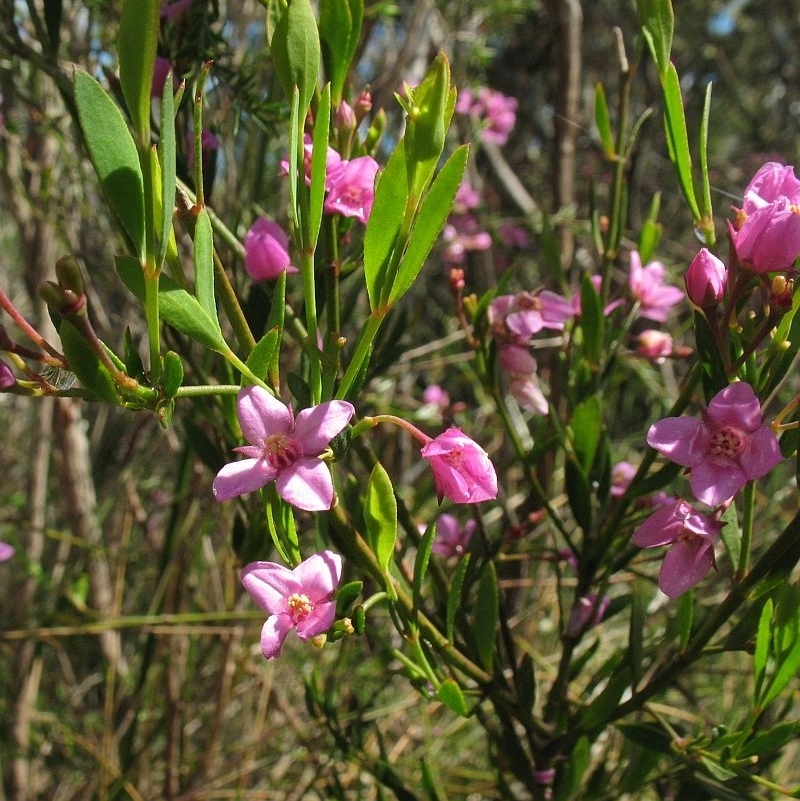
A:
[
  {"xmin": 173, "ymin": 384, "xmax": 241, "ymax": 397},
  {"xmin": 736, "ymin": 480, "xmax": 756, "ymax": 579},
  {"xmin": 336, "ymin": 312, "xmax": 386, "ymax": 400}
]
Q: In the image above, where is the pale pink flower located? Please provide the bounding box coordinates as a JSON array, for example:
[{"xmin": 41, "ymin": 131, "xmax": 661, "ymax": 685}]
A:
[
  {"xmin": 685, "ymin": 248, "xmax": 727, "ymax": 308},
  {"xmin": 610, "ymin": 461, "xmax": 637, "ymax": 497},
  {"xmin": 636, "ymin": 330, "xmax": 674, "ymax": 363},
  {"xmin": 244, "ymin": 218, "xmax": 298, "ymax": 281},
  {"xmin": 422, "ymin": 384, "xmax": 450, "ymax": 409},
  {"xmin": 442, "ymin": 215, "xmax": 492, "ymax": 264},
  {"xmin": 0, "ymin": 540, "xmax": 14, "ymax": 561},
  {"xmin": 629, "ymin": 251, "xmax": 684, "ymax": 322},
  {"xmin": 646, "ymin": 382, "xmax": 782, "ymax": 506},
  {"xmin": 421, "ymin": 428, "xmax": 498, "ymax": 504},
  {"xmin": 432, "ymin": 514, "xmax": 476, "ymax": 557},
  {"xmin": 632, "ymin": 498, "xmax": 722, "ymax": 598},
  {"xmin": 731, "ymin": 162, "xmax": 800, "ymax": 273},
  {"xmin": 490, "ymin": 290, "xmax": 574, "ymax": 344},
  {"xmin": 213, "ymin": 387, "xmax": 355, "ymax": 511},
  {"xmin": 241, "ymin": 550, "xmax": 342, "ymax": 659},
  {"xmin": 453, "ymin": 181, "xmax": 482, "ymax": 213},
  {"xmin": 499, "ymin": 345, "xmax": 548, "ymax": 414},
  {"xmin": 566, "ymin": 594, "xmax": 610, "ymax": 636},
  {"xmin": 458, "ymin": 87, "xmax": 518, "ymax": 146},
  {"xmin": 324, "ymin": 156, "xmax": 379, "ymax": 224}
]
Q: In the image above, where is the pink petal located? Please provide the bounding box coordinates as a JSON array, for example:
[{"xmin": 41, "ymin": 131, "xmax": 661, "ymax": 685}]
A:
[
  {"xmin": 276, "ymin": 458, "xmax": 335, "ymax": 511},
  {"xmin": 212, "ymin": 458, "xmax": 278, "ymax": 501},
  {"xmin": 707, "ymin": 382, "xmax": 762, "ymax": 430},
  {"xmin": 742, "ymin": 426, "xmax": 783, "ymax": 480},
  {"xmin": 260, "ymin": 614, "xmax": 294, "ymax": 659},
  {"xmin": 237, "ymin": 386, "xmax": 292, "ymax": 445},
  {"xmin": 293, "ymin": 401, "xmax": 355, "ymax": 454},
  {"xmin": 295, "ymin": 599, "xmax": 338, "ymax": 640},
  {"xmin": 293, "ymin": 550, "xmax": 342, "ymax": 602},
  {"xmin": 646, "ymin": 417, "xmax": 707, "ymax": 466},
  {"xmin": 0, "ymin": 541, "xmax": 14, "ymax": 561},
  {"xmin": 242, "ymin": 561, "xmax": 302, "ymax": 614},
  {"xmin": 631, "ymin": 501, "xmax": 681, "ymax": 548},
  {"xmin": 689, "ymin": 460, "xmax": 746, "ymax": 506},
  {"xmin": 658, "ymin": 538, "xmax": 715, "ymax": 598}
]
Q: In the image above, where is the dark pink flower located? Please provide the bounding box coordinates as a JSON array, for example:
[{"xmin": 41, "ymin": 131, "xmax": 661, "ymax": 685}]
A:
[
  {"xmin": 213, "ymin": 387, "xmax": 355, "ymax": 511},
  {"xmin": 324, "ymin": 156, "xmax": 379, "ymax": 224},
  {"xmin": 241, "ymin": 550, "xmax": 342, "ymax": 658},
  {"xmin": 647, "ymin": 382, "xmax": 782, "ymax": 506},
  {"xmin": 421, "ymin": 428, "xmax": 498, "ymax": 504},
  {"xmin": 685, "ymin": 248, "xmax": 727, "ymax": 308},
  {"xmin": 732, "ymin": 162, "xmax": 800, "ymax": 273},
  {"xmin": 566, "ymin": 594, "xmax": 610, "ymax": 636},
  {"xmin": 244, "ymin": 218, "xmax": 298, "ymax": 281},
  {"xmin": 490, "ymin": 290, "xmax": 575, "ymax": 344},
  {"xmin": 0, "ymin": 359, "xmax": 15, "ymax": 389},
  {"xmin": 431, "ymin": 514, "xmax": 476, "ymax": 557},
  {"xmin": 632, "ymin": 498, "xmax": 722, "ymax": 597},
  {"xmin": 629, "ymin": 251, "xmax": 684, "ymax": 322}
]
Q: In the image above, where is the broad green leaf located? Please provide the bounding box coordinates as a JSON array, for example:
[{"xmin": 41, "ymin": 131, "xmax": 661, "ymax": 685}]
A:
[
  {"xmin": 762, "ymin": 617, "xmax": 800, "ymax": 708},
  {"xmin": 594, "ymin": 82, "xmax": 615, "ymax": 158},
  {"xmin": 118, "ymin": 0, "xmax": 158, "ymax": 145},
  {"xmin": 637, "ymin": 0, "xmax": 674, "ymax": 80},
  {"xmin": 413, "ymin": 522, "xmax": 436, "ymax": 613},
  {"xmin": 753, "ymin": 597, "xmax": 773, "ymax": 702},
  {"xmin": 363, "ymin": 145, "xmax": 408, "ymax": 310},
  {"xmin": 245, "ymin": 328, "xmax": 280, "ymax": 385},
  {"xmin": 363, "ymin": 462, "xmax": 398, "ymax": 575},
  {"xmin": 308, "ymin": 83, "xmax": 331, "ymax": 249},
  {"xmin": 157, "ymin": 71, "xmax": 178, "ymax": 271},
  {"xmin": 436, "ymin": 678, "xmax": 469, "ymax": 717},
  {"xmin": 662, "ymin": 64, "xmax": 700, "ymax": 221},
  {"xmin": 193, "ymin": 209, "xmax": 219, "ymax": 329},
  {"xmin": 319, "ymin": 0, "xmax": 363, "ymax": 106},
  {"xmin": 446, "ymin": 554, "xmax": 470, "ymax": 643},
  {"xmin": 388, "ymin": 144, "xmax": 469, "ymax": 307},
  {"xmin": 473, "ymin": 562, "xmax": 499, "ymax": 671},
  {"xmin": 739, "ymin": 720, "xmax": 800, "ymax": 759},
  {"xmin": 116, "ymin": 255, "xmax": 228, "ymax": 352},
  {"xmin": 270, "ymin": 0, "xmax": 320, "ymax": 118},
  {"xmin": 59, "ymin": 320, "xmax": 119, "ymax": 403},
  {"xmin": 74, "ymin": 70, "xmax": 145, "ymax": 259}
]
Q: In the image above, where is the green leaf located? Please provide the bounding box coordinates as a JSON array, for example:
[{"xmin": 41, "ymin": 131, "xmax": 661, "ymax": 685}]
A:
[
  {"xmin": 115, "ymin": 255, "xmax": 228, "ymax": 352},
  {"xmin": 637, "ymin": 193, "xmax": 662, "ymax": 264},
  {"xmin": 675, "ymin": 588, "xmax": 694, "ymax": 652},
  {"xmin": 637, "ymin": 0, "xmax": 674, "ymax": 80},
  {"xmin": 319, "ymin": 0, "xmax": 363, "ymax": 106},
  {"xmin": 662, "ymin": 63, "xmax": 701, "ymax": 221},
  {"xmin": 59, "ymin": 321, "xmax": 119, "ymax": 403},
  {"xmin": 578, "ymin": 272, "xmax": 603, "ymax": 365},
  {"xmin": 594, "ymin": 83, "xmax": 615, "ymax": 158},
  {"xmin": 516, "ymin": 653, "xmax": 536, "ymax": 713},
  {"xmin": 693, "ymin": 309, "xmax": 729, "ymax": 400},
  {"xmin": 436, "ymin": 678, "xmax": 469, "ymax": 717},
  {"xmin": 473, "ymin": 562, "xmax": 499, "ymax": 671},
  {"xmin": 363, "ymin": 462, "xmax": 398, "ymax": 575},
  {"xmin": 565, "ymin": 457, "xmax": 593, "ymax": 533},
  {"xmin": 118, "ymin": 0, "xmax": 159, "ymax": 145},
  {"xmin": 698, "ymin": 81, "xmax": 714, "ymax": 243},
  {"xmin": 161, "ymin": 350, "xmax": 184, "ymax": 400},
  {"xmin": 193, "ymin": 209, "xmax": 219, "ymax": 330},
  {"xmin": 739, "ymin": 720, "xmax": 800, "ymax": 760},
  {"xmin": 74, "ymin": 70, "xmax": 145, "ymax": 259},
  {"xmin": 754, "ymin": 597, "xmax": 773, "ymax": 702},
  {"xmin": 413, "ymin": 522, "xmax": 436, "ymax": 613},
  {"xmin": 387, "ymin": 145, "xmax": 469, "ymax": 307},
  {"xmin": 157, "ymin": 70, "xmax": 178, "ymax": 271},
  {"xmin": 553, "ymin": 736, "xmax": 590, "ymax": 801},
  {"xmin": 308, "ymin": 83, "xmax": 331, "ymax": 248},
  {"xmin": 445, "ymin": 554, "xmax": 470, "ymax": 643},
  {"xmin": 718, "ymin": 500, "xmax": 741, "ymax": 574},
  {"xmin": 246, "ymin": 328, "xmax": 280, "ymax": 385},
  {"xmin": 270, "ymin": 0, "xmax": 320, "ymax": 118},
  {"xmin": 580, "ymin": 666, "xmax": 632, "ymax": 730},
  {"xmin": 571, "ymin": 395, "xmax": 603, "ymax": 472},
  {"xmin": 335, "ymin": 580, "xmax": 363, "ymax": 615}
]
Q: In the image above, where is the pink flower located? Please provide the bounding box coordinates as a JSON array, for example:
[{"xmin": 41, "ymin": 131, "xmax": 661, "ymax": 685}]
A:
[
  {"xmin": 499, "ymin": 345, "xmax": 548, "ymax": 414},
  {"xmin": 241, "ymin": 551, "xmax": 342, "ymax": 659},
  {"xmin": 453, "ymin": 181, "xmax": 482, "ymax": 213},
  {"xmin": 213, "ymin": 386, "xmax": 355, "ymax": 511},
  {"xmin": 489, "ymin": 290, "xmax": 575, "ymax": 344},
  {"xmin": 610, "ymin": 461, "xmax": 637, "ymax": 496},
  {"xmin": 0, "ymin": 359, "xmax": 15, "ymax": 389},
  {"xmin": 647, "ymin": 382, "xmax": 782, "ymax": 506},
  {"xmin": 685, "ymin": 248, "xmax": 727, "ymax": 308},
  {"xmin": 458, "ymin": 87, "xmax": 518, "ymax": 146},
  {"xmin": 442, "ymin": 215, "xmax": 492, "ymax": 264},
  {"xmin": 422, "ymin": 384, "xmax": 450, "ymax": 409},
  {"xmin": 324, "ymin": 156, "xmax": 379, "ymax": 224},
  {"xmin": 732, "ymin": 162, "xmax": 800, "ymax": 273},
  {"xmin": 152, "ymin": 56, "xmax": 175, "ymax": 99},
  {"xmin": 629, "ymin": 251, "xmax": 684, "ymax": 322},
  {"xmin": 636, "ymin": 330, "xmax": 674, "ymax": 363},
  {"xmin": 420, "ymin": 428, "xmax": 498, "ymax": 504},
  {"xmin": 244, "ymin": 218, "xmax": 298, "ymax": 281},
  {"xmin": 632, "ymin": 498, "xmax": 723, "ymax": 597},
  {"xmin": 432, "ymin": 514, "xmax": 476, "ymax": 557},
  {"xmin": 0, "ymin": 540, "xmax": 14, "ymax": 561},
  {"xmin": 566, "ymin": 594, "xmax": 610, "ymax": 636},
  {"xmin": 280, "ymin": 135, "xmax": 343, "ymax": 186}
]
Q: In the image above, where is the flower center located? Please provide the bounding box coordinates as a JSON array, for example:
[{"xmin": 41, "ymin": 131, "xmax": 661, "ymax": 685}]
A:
[
  {"xmin": 443, "ymin": 447, "xmax": 463, "ymax": 467},
  {"xmin": 286, "ymin": 592, "xmax": 314, "ymax": 624},
  {"xmin": 264, "ymin": 433, "xmax": 301, "ymax": 469},
  {"xmin": 708, "ymin": 425, "xmax": 745, "ymax": 459}
]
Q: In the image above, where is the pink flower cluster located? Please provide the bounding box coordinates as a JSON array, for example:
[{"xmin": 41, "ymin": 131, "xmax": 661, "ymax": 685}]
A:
[{"xmin": 456, "ymin": 87, "xmax": 518, "ymax": 146}]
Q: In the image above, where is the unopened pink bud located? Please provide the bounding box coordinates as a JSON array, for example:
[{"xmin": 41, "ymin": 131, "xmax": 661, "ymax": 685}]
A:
[{"xmin": 685, "ymin": 248, "xmax": 727, "ymax": 308}]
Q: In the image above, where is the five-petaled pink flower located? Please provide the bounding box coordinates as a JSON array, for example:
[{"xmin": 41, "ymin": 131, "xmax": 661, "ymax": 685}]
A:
[
  {"xmin": 432, "ymin": 513, "xmax": 476, "ymax": 557},
  {"xmin": 244, "ymin": 218, "xmax": 298, "ymax": 281},
  {"xmin": 632, "ymin": 498, "xmax": 723, "ymax": 598},
  {"xmin": 420, "ymin": 428, "xmax": 498, "ymax": 504},
  {"xmin": 324, "ymin": 156, "xmax": 379, "ymax": 224},
  {"xmin": 489, "ymin": 290, "xmax": 574, "ymax": 344},
  {"xmin": 731, "ymin": 162, "xmax": 800, "ymax": 274},
  {"xmin": 629, "ymin": 251, "xmax": 684, "ymax": 322},
  {"xmin": 241, "ymin": 550, "xmax": 342, "ymax": 659},
  {"xmin": 647, "ymin": 382, "xmax": 782, "ymax": 507},
  {"xmin": 213, "ymin": 386, "xmax": 355, "ymax": 511}
]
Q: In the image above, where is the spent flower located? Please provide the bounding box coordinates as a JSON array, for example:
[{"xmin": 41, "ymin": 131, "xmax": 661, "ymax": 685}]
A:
[
  {"xmin": 213, "ymin": 386, "xmax": 354, "ymax": 511},
  {"xmin": 241, "ymin": 551, "xmax": 342, "ymax": 659},
  {"xmin": 432, "ymin": 514, "xmax": 476, "ymax": 557},
  {"xmin": 421, "ymin": 428, "xmax": 498, "ymax": 504}
]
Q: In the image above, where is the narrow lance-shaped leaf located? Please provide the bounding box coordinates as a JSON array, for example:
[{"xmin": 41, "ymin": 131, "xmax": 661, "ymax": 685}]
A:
[
  {"xmin": 270, "ymin": 0, "xmax": 320, "ymax": 118},
  {"xmin": 118, "ymin": 0, "xmax": 159, "ymax": 145},
  {"xmin": 446, "ymin": 554, "xmax": 470, "ymax": 643},
  {"xmin": 319, "ymin": 0, "xmax": 363, "ymax": 106},
  {"xmin": 753, "ymin": 598, "xmax": 773, "ymax": 702},
  {"xmin": 308, "ymin": 83, "xmax": 331, "ymax": 249},
  {"xmin": 473, "ymin": 562, "xmax": 499, "ymax": 671},
  {"xmin": 74, "ymin": 70, "xmax": 145, "ymax": 259},
  {"xmin": 193, "ymin": 209, "xmax": 220, "ymax": 331},
  {"xmin": 157, "ymin": 71, "xmax": 178, "ymax": 271},
  {"xmin": 594, "ymin": 82, "xmax": 615, "ymax": 159},
  {"xmin": 637, "ymin": 0, "xmax": 674, "ymax": 80},
  {"xmin": 363, "ymin": 462, "xmax": 398, "ymax": 576},
  {"xmin": 413, "ymin": 523, "xmax": 436, "ymax": 615},
  {"xmin": 59, "ymin": 320, "xmax": 120, "ymax": 404}
]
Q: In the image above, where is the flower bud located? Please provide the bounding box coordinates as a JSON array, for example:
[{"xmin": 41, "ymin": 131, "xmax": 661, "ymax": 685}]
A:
[
  {"xmin": 55, "ymin": 254, "xmax": 86, "ymax": 296},
  {"xmin": 684, "ymin": 248, "xmax": 727, "ymax": 308},
  {"xmin": 334, "ymin": 101, "xmax": 356, "ymax": 138},
  {"xmin": 38, "ymin": 280, "xmax": 86, "ymax": 317}
]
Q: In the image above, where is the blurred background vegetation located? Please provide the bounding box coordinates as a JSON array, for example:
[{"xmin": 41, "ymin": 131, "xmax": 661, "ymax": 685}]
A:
[{"xmin": 1, "ymin": 0, "xmax": 799, "ymax": 798}]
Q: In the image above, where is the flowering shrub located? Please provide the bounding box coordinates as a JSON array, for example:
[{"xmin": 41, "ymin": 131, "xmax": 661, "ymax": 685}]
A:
[{"xmin": 2, "ymin": 0, "xmax": 800, "ymax": 799}]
